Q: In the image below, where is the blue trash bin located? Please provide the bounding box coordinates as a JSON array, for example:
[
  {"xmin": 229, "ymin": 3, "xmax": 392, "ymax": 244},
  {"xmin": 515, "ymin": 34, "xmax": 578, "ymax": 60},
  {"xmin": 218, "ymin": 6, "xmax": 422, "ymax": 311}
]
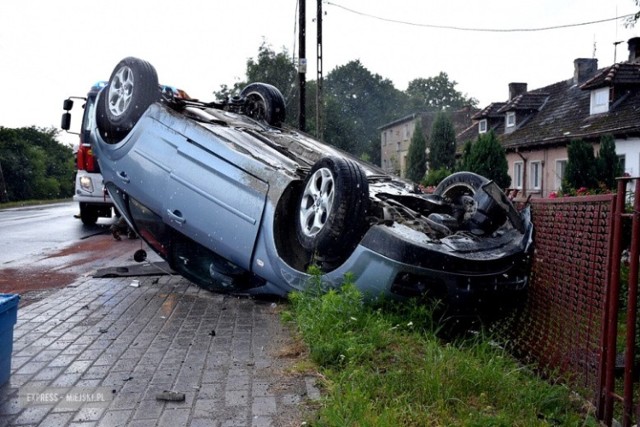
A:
[{"xmin": 0, "ymin": 294, "xmax": 19, "ymax": 386}]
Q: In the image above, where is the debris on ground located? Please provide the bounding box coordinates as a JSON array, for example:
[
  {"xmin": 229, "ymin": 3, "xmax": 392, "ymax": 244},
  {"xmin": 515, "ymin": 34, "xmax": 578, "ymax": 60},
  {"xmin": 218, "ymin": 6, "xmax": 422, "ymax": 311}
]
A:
[{"xmin": 155, "ymin": 391, "xmax": 186, "ymax": 402}]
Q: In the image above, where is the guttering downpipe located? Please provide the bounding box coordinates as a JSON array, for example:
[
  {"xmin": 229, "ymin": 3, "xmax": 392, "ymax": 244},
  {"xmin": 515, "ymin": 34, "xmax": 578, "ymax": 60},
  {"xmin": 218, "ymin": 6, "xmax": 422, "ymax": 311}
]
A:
[{"xmin": 517, "ymin": 150, "xmax": 527, "ymax": 197}]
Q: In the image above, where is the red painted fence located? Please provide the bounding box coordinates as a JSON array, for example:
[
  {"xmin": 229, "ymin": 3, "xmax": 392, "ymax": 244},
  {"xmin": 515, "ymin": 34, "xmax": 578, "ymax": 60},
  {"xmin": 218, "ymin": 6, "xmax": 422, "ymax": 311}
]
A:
[{"xmin": 495, "ymin": 178, "xmax": 640, "ymax": 426}]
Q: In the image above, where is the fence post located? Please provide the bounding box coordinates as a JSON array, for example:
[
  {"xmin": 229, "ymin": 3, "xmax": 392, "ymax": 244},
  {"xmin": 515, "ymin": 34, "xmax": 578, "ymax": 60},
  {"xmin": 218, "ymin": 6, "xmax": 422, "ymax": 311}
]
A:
[
  {"xmin": 601, "ymin": 178, "xmax": 627, "ymax": 424},
  {"xmin": 624, "ymin": 179, "xmax": 640, "ymax": 426}
]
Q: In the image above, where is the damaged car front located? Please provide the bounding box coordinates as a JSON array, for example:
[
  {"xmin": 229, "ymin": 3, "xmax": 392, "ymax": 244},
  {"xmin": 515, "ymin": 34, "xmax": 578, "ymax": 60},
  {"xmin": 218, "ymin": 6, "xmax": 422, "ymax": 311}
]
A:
[{"xmin": 89, "ymin": 57, "xmax": 533, "ymax": 316}]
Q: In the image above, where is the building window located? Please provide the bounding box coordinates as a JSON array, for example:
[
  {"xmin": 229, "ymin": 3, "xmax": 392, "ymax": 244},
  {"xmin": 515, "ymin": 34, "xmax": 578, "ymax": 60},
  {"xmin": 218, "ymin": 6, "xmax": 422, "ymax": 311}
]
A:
[
  {"xmin": 478, "ymin": 119, "xmax": 487, "ymax": 134},
  {"xmin": 514, "ymin": 161, "xmax": 523, "ymax": 189},
  {"xmin": 404, "ymin": 124, "xmax": 410, "ymax": 140},
  {"xmin": 555, "ymin": 159, "xmax": 567, "ymax": 190},
  {"xmin": 590, "ymin": 87, "xmax": 609, "ymax": 114},
  {"xmin": 530, "ymin": 161, "xmax": 541, "ymax": 190},
  {"xmin": 619, "ymin": 154, "xmax": 626, "ymax": 174},
  {"xmin": 506, "ymin": 112, "xmax": 516, "ymax": 128}
]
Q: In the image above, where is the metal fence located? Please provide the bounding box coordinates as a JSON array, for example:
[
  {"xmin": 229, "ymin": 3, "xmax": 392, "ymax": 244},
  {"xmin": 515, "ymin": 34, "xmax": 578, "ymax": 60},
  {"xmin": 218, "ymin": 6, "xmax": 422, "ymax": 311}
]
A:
[
  {"xmin": 496, "ymin": 193, "xmax": 614, "ymax": 390},
  {"xmin": 495, "ymin": 178, "xmax": 640, "ymax": 426},
  {"xmin": 599, "ymin": 177, "xmax": 640, "ymax": 426}
]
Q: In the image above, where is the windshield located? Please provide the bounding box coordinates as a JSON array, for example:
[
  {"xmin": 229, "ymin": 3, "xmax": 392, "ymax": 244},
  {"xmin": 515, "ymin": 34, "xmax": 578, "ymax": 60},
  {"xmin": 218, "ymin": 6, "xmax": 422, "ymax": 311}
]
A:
[{"xmin": 82, "ymin": 95, "xmax": 96, "ymax": 133}]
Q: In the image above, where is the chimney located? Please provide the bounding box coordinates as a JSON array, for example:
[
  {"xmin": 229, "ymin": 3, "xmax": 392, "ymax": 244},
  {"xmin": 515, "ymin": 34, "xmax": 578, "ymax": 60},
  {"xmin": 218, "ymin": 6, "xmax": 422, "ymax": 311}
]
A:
[
  {"xmin": 629, "ymin": 37, "xmax": 640, "ymax": 63},
  {"xmin": 508, "ymin": 83, "xmax": 527, "ymax": 100},
  {"xmin": 573, "ymin": 58, "xmax": 598, "ymax": 85}
]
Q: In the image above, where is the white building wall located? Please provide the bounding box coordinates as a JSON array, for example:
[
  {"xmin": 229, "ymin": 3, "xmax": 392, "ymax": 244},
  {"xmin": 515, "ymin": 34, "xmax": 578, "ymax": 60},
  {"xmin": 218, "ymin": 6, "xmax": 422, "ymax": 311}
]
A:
[{"xmin": 616, "ymin": 137, "xmax": 640, "ymax": 177}]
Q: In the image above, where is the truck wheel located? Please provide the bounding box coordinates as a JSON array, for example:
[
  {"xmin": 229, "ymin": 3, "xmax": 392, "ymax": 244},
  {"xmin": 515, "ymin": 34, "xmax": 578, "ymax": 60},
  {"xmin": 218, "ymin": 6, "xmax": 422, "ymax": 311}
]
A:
[
  {"xmin": 240, "ymin": 83, "xmax": 286, "ymax": 127},
  {"xmin": 296, "ymin": 157, "xmax": 369, "ymax": 259},
  {"xmin": 80, "ymin": 204, "xmax": 98, "ymax": 225},
  {"xmin": 97, "ymin": 57, "xmax": 160, "ymax": 143}
]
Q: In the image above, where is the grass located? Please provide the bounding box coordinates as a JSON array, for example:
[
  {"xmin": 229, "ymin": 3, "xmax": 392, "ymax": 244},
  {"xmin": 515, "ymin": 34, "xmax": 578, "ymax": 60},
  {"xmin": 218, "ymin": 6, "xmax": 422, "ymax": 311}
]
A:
[{"xmin": 284, "ymin": 269, "xmax": 598, "ymax": 426}]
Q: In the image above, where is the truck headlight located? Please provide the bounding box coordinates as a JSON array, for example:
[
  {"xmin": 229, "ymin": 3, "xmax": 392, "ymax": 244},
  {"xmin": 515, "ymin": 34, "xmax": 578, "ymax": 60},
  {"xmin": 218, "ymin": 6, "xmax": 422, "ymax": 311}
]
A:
[{"xmin": 79, "ymin": 176, "xmax": 94, "ymax": 193}]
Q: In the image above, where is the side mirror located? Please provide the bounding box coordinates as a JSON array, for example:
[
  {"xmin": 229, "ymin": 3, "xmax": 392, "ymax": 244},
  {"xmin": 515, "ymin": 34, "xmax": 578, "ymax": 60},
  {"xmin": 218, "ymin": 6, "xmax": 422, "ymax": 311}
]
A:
[
  {"xmin": 63, "ymin": 99, "xmax": 74, "ymax": 111},
  {"xmin": 61, "ymin": 112, "xmax": 71, "ymax": 130}
]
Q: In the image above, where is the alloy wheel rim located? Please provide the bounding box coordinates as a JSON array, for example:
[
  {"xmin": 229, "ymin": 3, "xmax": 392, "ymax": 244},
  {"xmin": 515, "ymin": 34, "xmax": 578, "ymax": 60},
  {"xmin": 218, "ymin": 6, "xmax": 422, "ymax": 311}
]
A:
[
  {"xmin": 299, "ymin": 167, "xmax": 335, "ymax": 238},
  {"xmin": 108, "ymin": 65, "xmax": 134, "ymax": 117}
]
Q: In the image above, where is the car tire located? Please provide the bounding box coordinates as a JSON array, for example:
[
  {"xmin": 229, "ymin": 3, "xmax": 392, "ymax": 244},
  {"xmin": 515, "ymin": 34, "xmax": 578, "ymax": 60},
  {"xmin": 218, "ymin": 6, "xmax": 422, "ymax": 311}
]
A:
[
  {"xmin": 433, "ymin": 172, "xmax": 489, "ymax": 200},
  {"xmin": 96, "ymin": 57, "xmax": 160, "ymax": 144},
  {"xmin": 80, "ymin": 204, "xmax": 98, "ymax": 225},
  {"xmin": 296, "ymin": 156, "xmax": 369, "ymax": 259},
  {"xmin": 239, "ymin": 83, "xmax": 286, "ymax": 127}
]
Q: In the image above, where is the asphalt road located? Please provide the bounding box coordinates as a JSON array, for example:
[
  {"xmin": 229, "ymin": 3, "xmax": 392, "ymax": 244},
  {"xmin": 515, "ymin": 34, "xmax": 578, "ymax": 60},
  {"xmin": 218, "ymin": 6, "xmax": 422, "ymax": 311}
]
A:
[
  {"xmin": 0, "ymin": 201, "xmax": 159, "ymax": 304},
  {"xmin": 0, "ymin": 201, "xmax": 114, "ymax": 267}
]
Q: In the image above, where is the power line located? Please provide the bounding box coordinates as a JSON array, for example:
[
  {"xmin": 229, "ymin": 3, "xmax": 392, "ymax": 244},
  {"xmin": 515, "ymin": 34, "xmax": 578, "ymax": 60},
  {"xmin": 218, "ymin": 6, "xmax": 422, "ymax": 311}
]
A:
[{"xmin": 324, "ymin": 1, "xmax": 635, "ymax": 33}]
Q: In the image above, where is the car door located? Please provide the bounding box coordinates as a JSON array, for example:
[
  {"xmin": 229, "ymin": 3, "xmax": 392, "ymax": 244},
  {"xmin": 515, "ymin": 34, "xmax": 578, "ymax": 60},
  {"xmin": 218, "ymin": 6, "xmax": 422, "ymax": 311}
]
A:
[{"xmin": 162, "ymin": 136, "xmax": 268, "ymax": 271}]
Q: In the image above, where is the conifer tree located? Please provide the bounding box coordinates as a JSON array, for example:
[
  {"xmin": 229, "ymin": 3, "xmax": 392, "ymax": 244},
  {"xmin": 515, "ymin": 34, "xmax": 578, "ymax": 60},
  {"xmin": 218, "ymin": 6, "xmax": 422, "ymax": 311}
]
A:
[
  {"xmin": 563, "ymin": 139, "xmax": 597, "ymax": 192},
  {"xmin": 596, "ymin": 135, "xmax": 622, "ymax": 190},
  {"xmin": 466, "ymin": 132, "xmax": 511, "ymax": 189},
  {"xmin": 429, "ymin": 112, "xmax": 456, "ymax": 171},
  {"xmin": 405, "ymin": 119, "xmax": 427, "ymax": 182}
]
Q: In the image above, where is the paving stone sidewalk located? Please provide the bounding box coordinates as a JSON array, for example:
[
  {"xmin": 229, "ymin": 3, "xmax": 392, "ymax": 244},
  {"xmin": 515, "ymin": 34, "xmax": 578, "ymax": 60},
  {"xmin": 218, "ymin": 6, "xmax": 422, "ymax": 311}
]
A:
[{"xmin": 0, "ymin": 274, "xmax": 318, "ymax": 426}]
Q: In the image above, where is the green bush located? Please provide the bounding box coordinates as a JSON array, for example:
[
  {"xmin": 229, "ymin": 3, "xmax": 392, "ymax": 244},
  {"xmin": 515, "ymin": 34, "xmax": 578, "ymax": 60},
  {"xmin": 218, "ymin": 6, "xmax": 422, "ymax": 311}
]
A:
[{"xmin": 422, "ymin": 167, "xmax": 450, "ymax": 187}]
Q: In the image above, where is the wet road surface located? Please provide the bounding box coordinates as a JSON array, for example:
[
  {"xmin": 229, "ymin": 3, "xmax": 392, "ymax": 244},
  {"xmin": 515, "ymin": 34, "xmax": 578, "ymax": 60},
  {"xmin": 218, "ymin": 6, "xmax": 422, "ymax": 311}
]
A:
[
  {"xmin": 0, "ymin": 202, "xmax": 114, "ymax": 267},
  {"xmin": 0, "ymin": 201, "xmax": 157, "ymax": 306}
]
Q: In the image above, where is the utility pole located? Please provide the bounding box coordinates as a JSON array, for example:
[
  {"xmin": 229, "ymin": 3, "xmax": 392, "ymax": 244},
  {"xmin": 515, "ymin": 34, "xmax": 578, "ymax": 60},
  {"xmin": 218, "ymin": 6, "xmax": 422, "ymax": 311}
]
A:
[
  {"xmin": 298, "ymin": 0, "xmax": 306, "ymax": 132},
  {"xmin": 316, "ymin": 0, "xmax": 323, "ymax": 140}
]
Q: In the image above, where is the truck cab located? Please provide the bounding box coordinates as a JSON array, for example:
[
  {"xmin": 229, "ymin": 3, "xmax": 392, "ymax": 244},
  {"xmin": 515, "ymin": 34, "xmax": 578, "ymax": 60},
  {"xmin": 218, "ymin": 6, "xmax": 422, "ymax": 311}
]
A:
[{"xmin": 62, "ymin": 82, "xmax": 113, "ymax": 225}]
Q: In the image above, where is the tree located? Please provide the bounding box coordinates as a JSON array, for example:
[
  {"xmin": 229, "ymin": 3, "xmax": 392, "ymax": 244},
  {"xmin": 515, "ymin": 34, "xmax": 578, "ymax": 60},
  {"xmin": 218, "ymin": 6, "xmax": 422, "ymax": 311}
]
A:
[
  {"xmin": 321, "ymin": 60, "xmax": 408, "ymax": 162},
  {"xmin": 627, "ymin": 0, "xmax": 640, "ymax": 26},
  {"xmin": 463, "ymin": 132, "xmax": 511, "ymax": 189},
  {"xmin": 406, "ymin": 72, "xmax": 478, "ymax": 111},
  {"xmin": 0, "ymin": 126, "xmax": 74, "ymax": 202},
  {"xmin": 429, "ymin": 112, "xmax": 456, "ymax": 171},
  {"xmin": 405, "ymin": 119, "xmax": 427, "ymax": 182},
  {"xmin": 0, "ymin": 160, "xmax": 7, "ymax": 203},
  {"xmin": 456, "ymin": 140, "xmax": 474, "ymax": 172},
  {"xmin": 563, "ymin": 139, "xmax": 597, "ymax": 192},
  {"xmin": 596, "ymin": 135, "xmax": 622, "ymax": 190}
]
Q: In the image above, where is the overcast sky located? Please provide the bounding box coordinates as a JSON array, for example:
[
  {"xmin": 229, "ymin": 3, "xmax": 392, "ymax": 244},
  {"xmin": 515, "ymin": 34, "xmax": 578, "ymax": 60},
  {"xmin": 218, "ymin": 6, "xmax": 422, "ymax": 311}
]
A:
[{"xmin": 1, "ymin": 0, "xmax": 638, "ymax": 147}]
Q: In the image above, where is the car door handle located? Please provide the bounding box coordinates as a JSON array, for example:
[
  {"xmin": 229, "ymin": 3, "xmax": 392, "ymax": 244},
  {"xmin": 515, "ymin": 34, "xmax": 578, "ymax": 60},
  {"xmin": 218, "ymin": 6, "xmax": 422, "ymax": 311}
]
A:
[
  {"xmin": 117, "ymin": 171, "xmax": 130, "ymax": 183},
  {"xmin": 166, "ymin": 209, "xmax": 186, "ymax": 225}
]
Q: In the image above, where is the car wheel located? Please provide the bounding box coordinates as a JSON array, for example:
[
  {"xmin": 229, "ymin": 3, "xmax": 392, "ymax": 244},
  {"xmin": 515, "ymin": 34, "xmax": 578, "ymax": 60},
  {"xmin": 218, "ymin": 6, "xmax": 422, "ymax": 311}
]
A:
[
  {"xmin": 80, "ymin": 204, "xmax": 98, "ymax": 225},
  {"xmin": 239, "ymin": 83, "xmax": 286, "ymax": 127},
  {"xmin": 433, "ymin": 172, "xmax": 489, "ymax": 201},
  {"xmin": 96, "ymin": 57, "xmax": 160, "ymax": 143},
  {"xmin": 296, "ymin": 157, "xmax": 369, "ymax": 259}
]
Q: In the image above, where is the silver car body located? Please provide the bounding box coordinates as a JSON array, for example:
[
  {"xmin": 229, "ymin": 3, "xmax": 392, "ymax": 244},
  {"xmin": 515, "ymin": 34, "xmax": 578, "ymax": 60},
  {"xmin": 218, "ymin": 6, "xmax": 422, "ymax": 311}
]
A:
[{"xmin": 91, "ymin": 71, "xmax": 533, "ymax": 315}]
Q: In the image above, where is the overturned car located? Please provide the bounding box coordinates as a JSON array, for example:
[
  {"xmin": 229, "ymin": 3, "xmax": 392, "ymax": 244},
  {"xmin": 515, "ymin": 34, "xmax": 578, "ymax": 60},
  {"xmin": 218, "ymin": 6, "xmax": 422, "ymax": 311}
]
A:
[{"xmin": 87, "ymin": 57, "xmax": 533, "ymax": 315}]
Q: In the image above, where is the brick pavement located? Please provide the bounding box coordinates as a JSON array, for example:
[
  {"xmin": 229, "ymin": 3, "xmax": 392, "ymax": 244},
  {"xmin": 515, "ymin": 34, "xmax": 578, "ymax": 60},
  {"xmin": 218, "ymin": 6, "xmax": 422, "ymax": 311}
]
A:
[{"xmin": 0, "ymin": 274, "xmax": 318, "ymax": 426}]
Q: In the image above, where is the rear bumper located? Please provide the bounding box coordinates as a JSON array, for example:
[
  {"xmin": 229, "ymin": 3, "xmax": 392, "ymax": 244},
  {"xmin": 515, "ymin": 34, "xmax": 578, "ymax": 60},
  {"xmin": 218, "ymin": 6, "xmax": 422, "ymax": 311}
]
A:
[{"xmin": 350, "ymin": 223, "xmax": 533, "ymax": 315}]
